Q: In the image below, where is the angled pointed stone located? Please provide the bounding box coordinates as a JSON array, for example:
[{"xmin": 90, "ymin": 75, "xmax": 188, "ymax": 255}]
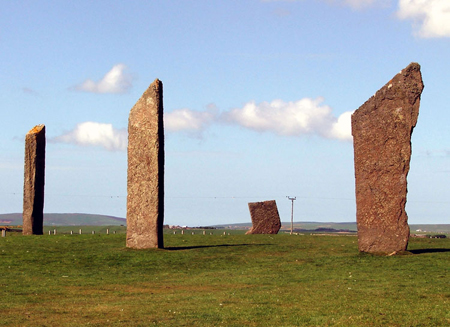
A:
[
  {"xmin": 23, "ymin": 124, "xmax": 46, "ymax": 235},
  {"xmin": 351, "ymin": 63, "xmax": 424, "ymax": 254},
  {"xmin": 126, "ymin": 79, "xmax": 165, "ymax": 249},
  {"xmin": 246, "ymin": 200, "xmax": 281, "ymax": 234}
]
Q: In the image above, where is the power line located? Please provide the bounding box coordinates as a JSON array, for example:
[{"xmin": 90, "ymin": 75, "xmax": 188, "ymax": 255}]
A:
[{"xmin": 5, "ymin": 191, "xmax": 450, "ymax": 206}]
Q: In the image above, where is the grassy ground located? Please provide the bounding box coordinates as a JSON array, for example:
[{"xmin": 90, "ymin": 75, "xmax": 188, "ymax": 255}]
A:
[{"xmin": 1, "ymin": 232, "xmax": 448, "ymax": 326}]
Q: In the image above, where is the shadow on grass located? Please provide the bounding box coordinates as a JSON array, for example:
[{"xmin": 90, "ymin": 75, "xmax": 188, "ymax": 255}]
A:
[
  {"xmin": 165, "ymin": 244, "xmax": 270, "ymax": 251},
  {"xmin": 409, "ymin": 248, "xmax": 450, "ymax": 254}
]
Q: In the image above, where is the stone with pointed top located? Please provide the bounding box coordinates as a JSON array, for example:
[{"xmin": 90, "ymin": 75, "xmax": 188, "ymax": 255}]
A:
[
  {"xmin": 23, "ymin": 124, "xmax": 46, "ymax": 235},
  {"xmin": 126, "ymin": 79, "xmax": 165, "ymax": 249},
  {"xmin": 351, "ymin": 63, "xmax": 424, "ymax": 254}
]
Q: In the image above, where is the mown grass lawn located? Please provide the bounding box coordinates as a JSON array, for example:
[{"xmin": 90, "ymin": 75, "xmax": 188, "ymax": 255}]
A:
[{"xmin": 1, "ymin": 231, "xmax": 448, "ymax": 326}]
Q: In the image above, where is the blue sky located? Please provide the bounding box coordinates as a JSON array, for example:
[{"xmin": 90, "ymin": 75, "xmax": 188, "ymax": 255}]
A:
[{"xmin": 1, "ymin": 0, "xmax": 450, "ymax": 226}]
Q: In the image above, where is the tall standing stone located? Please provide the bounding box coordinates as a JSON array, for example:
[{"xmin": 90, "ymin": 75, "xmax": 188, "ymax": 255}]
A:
[
  {"xmin": 23, "ymin": 124, "xmax": 46, "ymax": 235},
  {"xmin": 126, "ymin": 79, "xmax": 164, "ymax": 249},
  {"xmin": 351, "ymin": 63, "xmax": 424, "ymax": 254},
  {"xmin": 246, "ymin": 200, "xmax": 281, "ymax": 234}
]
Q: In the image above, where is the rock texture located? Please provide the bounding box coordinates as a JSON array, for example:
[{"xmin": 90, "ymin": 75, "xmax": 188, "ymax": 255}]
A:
[
  {"xmin": 351, "ymin": 63, "xmax": 424, "ymax": 254},
  {"xmin": 23, "ymin": 124, "xmax": 46, "ymax": 235},
  {"xmin": 126, "ymin": 79, "xmax": 165, "ymax": 249},
  {"xmin": 246, "ymin": 200, "xmax": 281, "ymax": 234}
]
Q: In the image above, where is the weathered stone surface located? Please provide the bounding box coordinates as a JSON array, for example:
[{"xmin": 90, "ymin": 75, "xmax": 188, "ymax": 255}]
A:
[
  {"xmin": 23, "ymin": 124, "xmax": 46, "ymax": 235},
  {"xmin": 246, "ymin": 200, "xmax": 281, "ymax": 234},
  {"xmin": 126, "ymin": 79, "xmax": 164, "ymax": 249},
  {"xmin": 351, "ymin": 63, "xmax": 424, "ymax": 254}
]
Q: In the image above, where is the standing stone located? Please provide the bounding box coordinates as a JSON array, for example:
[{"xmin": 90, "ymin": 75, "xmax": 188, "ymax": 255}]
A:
[
  {"xmin": 246, "ymin": 200, "xmax": 281, "ymax": 234},
  {"xmin": 351, "ymin": 63, "xmax": 424, "ymax": 254},
  {"xmin": 23, "ymin": 124, "xmax": 46, "ymax": 235},
  {"xmin": 126, "ymin": 79, "xmax": 164, "ymax": 249}
]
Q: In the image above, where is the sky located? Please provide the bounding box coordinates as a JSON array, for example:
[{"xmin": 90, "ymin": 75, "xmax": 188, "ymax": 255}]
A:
[{"xmin": 1, "ymin": 0, "xmax": 450, "ymax": 226}]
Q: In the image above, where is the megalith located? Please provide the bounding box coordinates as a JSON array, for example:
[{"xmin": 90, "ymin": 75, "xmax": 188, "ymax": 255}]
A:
[
  {"xmin": 23, "ymin": 124, "xmax": 46, "ymax": 235},
  {"xmin": 126, "ymin": 79, "xmax": 165, "ymax": 249},
  {"xmin": 246, "ymin": 200, "xmax": 281, "ymax": 234},
  {"xmin": 351, "ymin": 63, "xmax": 424, "ymax": 254}
]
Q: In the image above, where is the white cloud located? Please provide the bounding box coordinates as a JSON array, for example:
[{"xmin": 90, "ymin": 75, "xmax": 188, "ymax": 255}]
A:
[
  {"xmin": 397, "ymin": 0, "xmax": 450, "ymax": 38},
  {"xmin": 260, "ymin": 0, "xmax": 301, "ymax": 2},
  {"xmin": 262, "ymin": 0, "xmax": 450, "ymax": 38},
  {"xmin": 51, "ymin": 98, "xmax": 353, "ymax": 152},
  {"xmin": 330, "ymin": 111, "xmax": 354, "ymax": 140},
  {"xmin": 22, "ymin": 87, "xmax": 39, "ymax": 95},
  {"xmin": 164, "ymin": 105, "xmax": 218, "ymax": 135},
  {"xmin": 340, "ymin": 0, "xmax": 389, "ymax": 10},
  {"xmin": 261, "ymin": 0, "xmax": 390, "ymax": 9},
  {"xmin": 73, "ymin": 64, "xmax": 133, "ymax": 94},
  {"xmin": 223, "ymin": 98, "xmax": 353, "ymax": 141},
  {"xmin": 52, "ymin": 122, "xmax": 127, "ymax": 151}
]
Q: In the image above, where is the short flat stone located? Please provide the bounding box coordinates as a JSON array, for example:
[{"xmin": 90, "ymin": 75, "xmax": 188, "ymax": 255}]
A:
[
  {"xmin": 126, "ymin": 79, "xmax": 164, "ymax": 249},
  {"xmin": 246, "ymin": 200, "xmax": 281, "ymax": 234},
  {"xmin": 351, "ymin": 63, "xmax": 424, "ymax": 254}
]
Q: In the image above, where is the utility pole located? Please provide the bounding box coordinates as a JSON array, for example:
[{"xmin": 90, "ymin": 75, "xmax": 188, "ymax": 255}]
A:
[{"xmin": 287, "ymin": 196, "xmax": 296, "ymax": 235}]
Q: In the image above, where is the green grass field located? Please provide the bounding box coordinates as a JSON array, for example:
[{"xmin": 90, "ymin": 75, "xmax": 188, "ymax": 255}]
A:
[{"xmin": 1, "ymin": 232, "xmax": 448, "ymax": 326}]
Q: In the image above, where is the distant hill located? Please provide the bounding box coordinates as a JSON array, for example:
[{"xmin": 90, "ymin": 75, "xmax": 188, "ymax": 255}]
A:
[
  {"xmin": 214, "ymin": 221, "xmax": 450, "ymax": 234},
  {"xmin": 409, "ymin": 224, "xmax": 450, "ymax": 234},
  {"xmin": 1, "ymin": 214, "xmax": 448, "ymax": 233},
  {"xmin": 214, "ymin": 222, "xmax": 358, "ymax": 231},
  {"xmin": 0, "ymin": 213, "xmax": 126, "ymax": 226}
]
